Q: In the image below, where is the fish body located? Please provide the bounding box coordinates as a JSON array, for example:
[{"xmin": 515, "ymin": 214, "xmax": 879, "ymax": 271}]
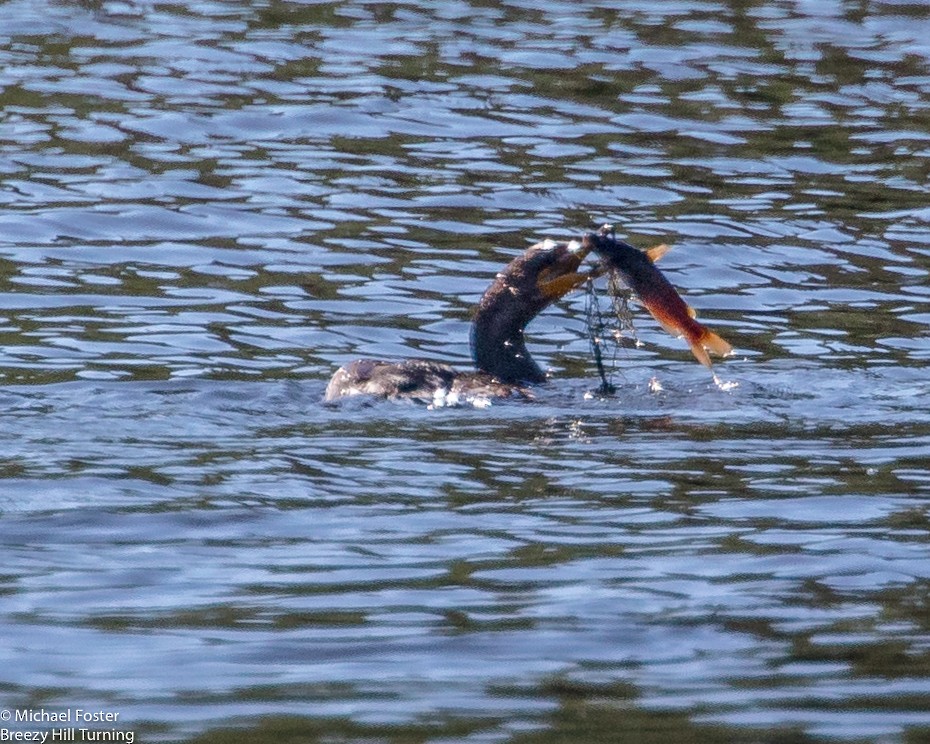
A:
[{"xmin": 583, "ymin": 229, "xmax": 732, "ymax": 369}]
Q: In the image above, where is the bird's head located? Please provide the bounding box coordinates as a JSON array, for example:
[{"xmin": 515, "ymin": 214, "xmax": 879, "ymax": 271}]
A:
[{"xmin": 471, "ymin": 237, "xmax": 597, "ymax": 384}]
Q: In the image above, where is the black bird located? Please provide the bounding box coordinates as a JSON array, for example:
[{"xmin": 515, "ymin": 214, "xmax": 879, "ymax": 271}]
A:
[{"xmin": 324, "ymin": 237, "xmax": 594, "ymax": 405}]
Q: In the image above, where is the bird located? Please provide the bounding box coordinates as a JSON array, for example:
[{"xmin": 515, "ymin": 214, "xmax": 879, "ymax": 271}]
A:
[{"xmin": 324, "ymin": 237, "xmax": 595, "ymax": 405}]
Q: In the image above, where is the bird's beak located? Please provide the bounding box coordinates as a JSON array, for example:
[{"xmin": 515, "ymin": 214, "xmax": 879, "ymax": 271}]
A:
[{"xmin": 537, "ymin": 239, "xmax": 602, "ymax": 300}]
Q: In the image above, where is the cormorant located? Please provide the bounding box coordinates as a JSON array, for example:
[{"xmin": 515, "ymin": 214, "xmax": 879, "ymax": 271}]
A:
[{"xmin": 324, "ymin": 237, "xmax": 594, "ymax": 405}]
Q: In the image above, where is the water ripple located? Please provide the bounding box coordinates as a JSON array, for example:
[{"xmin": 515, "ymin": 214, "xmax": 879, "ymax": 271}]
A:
[{"xmin": 2, "ymin": 1, "xmax": 930, "ymax": 742}]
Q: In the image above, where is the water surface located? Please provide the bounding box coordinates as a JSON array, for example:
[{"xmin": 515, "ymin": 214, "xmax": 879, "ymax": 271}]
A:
[{"xmin": 2, "ymin": 1, "xmax": 930, "ymax": 742}]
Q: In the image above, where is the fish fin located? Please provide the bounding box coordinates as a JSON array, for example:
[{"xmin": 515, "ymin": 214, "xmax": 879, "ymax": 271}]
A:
[
  {"xmin": 685, "ymin": 327, "xmax": 732, "ymax": 370},
  {"xmin": 700, "ymin": 328, "xmax": 733, "ymax": 358},
  {"xmin": 644, "ymin": 243, "xmax": 671, "ymax": 263},
  {"xmin": 687, "ymin": 338, "xmax": 714, "ymax": 369}
]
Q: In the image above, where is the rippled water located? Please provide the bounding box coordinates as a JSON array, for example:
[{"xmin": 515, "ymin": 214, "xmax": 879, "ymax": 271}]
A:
[{"xmin": 2, "ymin": 1, "xmax": 930, "ymax": 742}]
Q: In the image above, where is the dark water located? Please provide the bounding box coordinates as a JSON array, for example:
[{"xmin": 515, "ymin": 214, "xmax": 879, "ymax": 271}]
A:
[{"xmin": 2, "ymin": 1, "xmax": 930, "ymax": 742}]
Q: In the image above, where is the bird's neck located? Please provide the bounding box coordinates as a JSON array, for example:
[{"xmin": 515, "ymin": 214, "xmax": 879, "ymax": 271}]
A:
[{"xmin": 470, "ymin": 299, "xmax": 545, "ymax": 385}]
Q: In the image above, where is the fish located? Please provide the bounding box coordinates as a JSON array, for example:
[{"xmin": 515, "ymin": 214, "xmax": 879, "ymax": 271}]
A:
[{"xmin": 582, "ymin": 226, "xmax": 732, "ymax": 369}]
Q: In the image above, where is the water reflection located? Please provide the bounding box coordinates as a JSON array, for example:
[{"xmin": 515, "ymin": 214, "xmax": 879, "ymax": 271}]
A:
[{"xmin": 2, "ymin": 0, "xmax": 930, "ymax": 742}]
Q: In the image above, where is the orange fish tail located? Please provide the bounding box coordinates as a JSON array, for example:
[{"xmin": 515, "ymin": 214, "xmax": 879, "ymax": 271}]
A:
[
  {"xmin": 685, "ymin": 326, "xmax": 732, "ymax": 369},
  {"xmin": 701, "ymin": 328, "xmax": 732, "ymax": 358},
  {"xmin": 687, "ymin": 336, "xmax": 713, "ymax": 369}
]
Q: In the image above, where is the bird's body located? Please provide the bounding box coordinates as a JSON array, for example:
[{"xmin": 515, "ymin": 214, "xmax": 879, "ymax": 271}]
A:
[{"xmin": 323, "ymin": 358, "xmax": 523, "ymax": 406}]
